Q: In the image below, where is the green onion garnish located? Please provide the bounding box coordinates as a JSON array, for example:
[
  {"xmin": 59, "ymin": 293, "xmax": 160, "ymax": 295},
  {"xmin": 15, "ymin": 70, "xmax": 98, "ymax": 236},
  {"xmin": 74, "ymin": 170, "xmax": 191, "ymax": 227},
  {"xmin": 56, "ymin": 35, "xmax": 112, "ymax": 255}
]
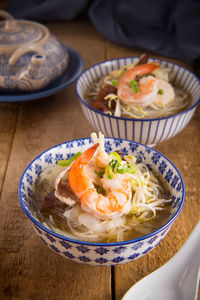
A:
[
  {"xmin": 57, "ymin": 151, "xmax": 82, "ymax": 167},
  {"xmin": 117, "ymin": 163, "xmax": 136, "ymax": 175},
  {"xmin": 105, "ymin": 165, "xmax": 114, "ymax": 179},
  {"xmin": 111, "ymin": 80, "xmax": 118, "ymax": 86},
  {"xmin": 97, "ymin": 186, "xmax": 106, "ymax": 196},
  {"xmin": 109, "ymin": 152, "xmax": 122, "ymax": 163},
  {"xmin": 109, "ymin": 159, "xmax": 121, "ymax": 172},
  {"xmin": 117, "ymin": 168, "xmax": 125, "ymax": 174},
  {"xmin": 94, "ymin": 153, "xmax": 136, "ymax": 180},
  {"xmin": 133, "ymin": 86, "xmax": 139, "ymax": 93},
  {"xmin": 123, "ymin": 163, "xmax": 136, "ymax": 174},
  {"xmin": 57, "ymin": 160, "xmax": 71, "ymax": 167},
  {"xmin": 143, "ymin": 73, "xmax": 152, "ymax": 77},
  {"xmin": 129, "ymin": 80, "xmax": 139, "ymax": 93},
  {"xmin": 94, "ymin": 170, "xmax": 105, "ymax": 178},
  {"xmin": 158, "ymin": 89, "xmax": 164, "ymax": 95},
  {"xmin": 129, "ymin": 80, "xmax": 137, "ymax": 87},
  {"xmin": 119, "ymin": 69, "xmax": 126, "ymax": 77},
  {"xmin": 70, "ymin": 152, "xmax": 82, "ymax": 161}
]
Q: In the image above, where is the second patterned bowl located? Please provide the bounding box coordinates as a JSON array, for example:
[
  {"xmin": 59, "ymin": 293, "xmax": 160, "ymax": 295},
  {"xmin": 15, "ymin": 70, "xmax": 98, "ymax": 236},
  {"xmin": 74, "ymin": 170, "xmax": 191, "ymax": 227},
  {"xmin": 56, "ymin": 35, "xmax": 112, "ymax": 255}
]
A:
[{"xmin": 76, "ymin": 57, "xmax": 200, "ymax": 146}]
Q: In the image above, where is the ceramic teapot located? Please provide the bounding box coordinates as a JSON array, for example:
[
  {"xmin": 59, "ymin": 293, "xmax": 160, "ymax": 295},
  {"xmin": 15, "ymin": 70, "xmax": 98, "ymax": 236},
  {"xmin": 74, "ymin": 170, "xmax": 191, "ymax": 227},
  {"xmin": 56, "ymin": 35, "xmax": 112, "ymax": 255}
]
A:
[{"xmin": 0, "ymin": 10, "xmax": 69, "ymax": 91}]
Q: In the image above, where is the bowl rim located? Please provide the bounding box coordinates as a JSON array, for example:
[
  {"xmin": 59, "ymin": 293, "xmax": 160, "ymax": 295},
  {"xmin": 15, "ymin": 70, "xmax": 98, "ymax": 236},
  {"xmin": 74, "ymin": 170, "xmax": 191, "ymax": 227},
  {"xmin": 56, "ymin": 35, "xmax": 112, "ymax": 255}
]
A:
[
  {"xmin": 75, "ymin": 56, "xmax": 200, "ymax": 122},
  {"xmin": 18, "ymin": 137, "xmax": 185, "ymax": 247}
]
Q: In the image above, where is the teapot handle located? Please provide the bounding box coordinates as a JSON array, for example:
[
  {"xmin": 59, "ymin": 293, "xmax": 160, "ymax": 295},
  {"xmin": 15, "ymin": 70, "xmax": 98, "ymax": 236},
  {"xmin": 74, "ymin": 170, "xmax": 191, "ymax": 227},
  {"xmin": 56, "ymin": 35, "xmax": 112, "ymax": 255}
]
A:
[
  {"xmin": 0, "ymin": 10, "xmax": 14, "ymax": 21},
  {"xmin": 0, "ymin": 10, "xmax": 18, "ymax": 31},
  {"xmin": 9, "ymin": 44, "xmax": 46, "ymax": 65}
]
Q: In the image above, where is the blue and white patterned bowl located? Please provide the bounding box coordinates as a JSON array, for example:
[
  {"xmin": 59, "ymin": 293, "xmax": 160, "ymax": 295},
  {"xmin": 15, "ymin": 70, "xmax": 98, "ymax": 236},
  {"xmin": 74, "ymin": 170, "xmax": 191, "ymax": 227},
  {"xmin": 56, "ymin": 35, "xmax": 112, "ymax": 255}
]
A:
[
  {"xmin": 18, "ymin": 137, "xmax": 185, "ymax": 266},
  {"xmin": 76, "ymin": 58, "xmax": 200, "ymax": 146}
]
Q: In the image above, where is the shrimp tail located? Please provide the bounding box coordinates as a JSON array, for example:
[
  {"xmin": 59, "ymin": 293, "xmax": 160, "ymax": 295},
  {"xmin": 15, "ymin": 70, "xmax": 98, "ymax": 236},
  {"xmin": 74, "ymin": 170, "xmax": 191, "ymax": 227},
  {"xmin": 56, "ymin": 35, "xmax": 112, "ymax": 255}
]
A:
[
  {"xmin": 71, "ymin": 143, "xmax": 99, "ymax": 168},
  {"xmin": 120, "ymin": 63, "xmax": 159, "ymax": 84},
  {"xmin": 68, "ymin": 143, "xmax": 99, "ymax": 198}
]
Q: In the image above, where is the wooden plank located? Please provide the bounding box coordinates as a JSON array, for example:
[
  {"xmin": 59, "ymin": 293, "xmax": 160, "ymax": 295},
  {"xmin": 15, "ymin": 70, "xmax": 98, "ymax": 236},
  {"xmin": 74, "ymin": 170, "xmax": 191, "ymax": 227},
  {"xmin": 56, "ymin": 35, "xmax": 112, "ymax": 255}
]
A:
[
  {"xmin": 0, "ymin": 103, "xmax": 19, "ymax": 193},
  {"xmin": 47, "ymin": 17, "xmax": 106, "ymax": 69},
  {"xmin": 0, "ymin": 18, "xmax": 111, "ymax": 300},
  {"xmin": 106, "ymin": 41, "xmax": 200, "ymax": 299}
]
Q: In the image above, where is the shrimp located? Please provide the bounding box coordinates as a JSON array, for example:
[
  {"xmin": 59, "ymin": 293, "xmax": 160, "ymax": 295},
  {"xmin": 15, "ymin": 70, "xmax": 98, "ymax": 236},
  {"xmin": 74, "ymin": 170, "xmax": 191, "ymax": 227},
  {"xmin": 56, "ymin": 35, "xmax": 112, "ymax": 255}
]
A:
[
  {"xmin": 152, "ymin": 79, "xmax": 175, "ymax": 106},
  {"xmin": 117, "ymin": 63, "xmax": 160, "ymax": 107},
  {"xmin": 68, "ymin": 143, "xmax": 132, "ymax": 220}
]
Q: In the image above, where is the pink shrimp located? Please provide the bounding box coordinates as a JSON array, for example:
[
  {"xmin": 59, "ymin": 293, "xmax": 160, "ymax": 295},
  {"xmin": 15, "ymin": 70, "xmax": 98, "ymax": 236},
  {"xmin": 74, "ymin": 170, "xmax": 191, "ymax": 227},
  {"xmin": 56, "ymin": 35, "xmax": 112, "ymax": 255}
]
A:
[
  {"xmin": 117, "ymin": 63, "xmax": 160, "ymax": 107},
  {"xmin": 68, "ymin": 143, "xmax": 132, "ymax": 219}
]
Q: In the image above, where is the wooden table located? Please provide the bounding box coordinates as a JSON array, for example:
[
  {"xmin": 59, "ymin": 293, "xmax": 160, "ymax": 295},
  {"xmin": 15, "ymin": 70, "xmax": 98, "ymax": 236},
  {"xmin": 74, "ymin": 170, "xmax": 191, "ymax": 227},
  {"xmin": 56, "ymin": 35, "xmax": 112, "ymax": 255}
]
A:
[{"xmin": 0, "ymin": 17, "xmax": 199, "ymax": 300}]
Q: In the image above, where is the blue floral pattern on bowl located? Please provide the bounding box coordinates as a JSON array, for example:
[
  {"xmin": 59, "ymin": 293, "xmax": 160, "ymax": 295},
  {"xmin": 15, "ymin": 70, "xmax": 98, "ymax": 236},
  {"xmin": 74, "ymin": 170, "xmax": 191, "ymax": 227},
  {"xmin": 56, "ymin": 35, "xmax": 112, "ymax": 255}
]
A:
[{"xmin": 18, "ymin": 138, "xmax": 185, "ymax": 266}]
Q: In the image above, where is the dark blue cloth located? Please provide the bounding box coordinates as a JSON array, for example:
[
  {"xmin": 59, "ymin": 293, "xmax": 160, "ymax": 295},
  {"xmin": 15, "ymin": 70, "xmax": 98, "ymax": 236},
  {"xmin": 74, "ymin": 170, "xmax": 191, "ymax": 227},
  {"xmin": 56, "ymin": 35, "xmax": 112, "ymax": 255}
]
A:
[
  {"xmin": 6, "ymin": 0, "xmax": 200, "ymax": 67},
  {"xmin": 6, "ymin": 0, "xmax": 90, "ymax": 21}
]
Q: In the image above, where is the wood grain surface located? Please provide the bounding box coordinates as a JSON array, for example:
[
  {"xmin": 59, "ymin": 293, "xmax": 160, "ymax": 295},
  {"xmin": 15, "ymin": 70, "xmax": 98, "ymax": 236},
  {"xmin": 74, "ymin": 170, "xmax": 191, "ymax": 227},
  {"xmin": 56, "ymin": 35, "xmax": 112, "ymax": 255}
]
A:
[{"xmin": 0, "ymin": 17, "xmax": 199, "ymax": 300}]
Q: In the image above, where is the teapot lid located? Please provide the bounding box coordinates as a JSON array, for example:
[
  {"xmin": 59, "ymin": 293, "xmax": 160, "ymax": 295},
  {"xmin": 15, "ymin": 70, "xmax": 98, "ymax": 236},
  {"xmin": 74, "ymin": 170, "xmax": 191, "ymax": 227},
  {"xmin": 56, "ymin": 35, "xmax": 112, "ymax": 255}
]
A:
[{"xmin": 0, "ymin": 10, "xmax": 49, "ymax": 50}]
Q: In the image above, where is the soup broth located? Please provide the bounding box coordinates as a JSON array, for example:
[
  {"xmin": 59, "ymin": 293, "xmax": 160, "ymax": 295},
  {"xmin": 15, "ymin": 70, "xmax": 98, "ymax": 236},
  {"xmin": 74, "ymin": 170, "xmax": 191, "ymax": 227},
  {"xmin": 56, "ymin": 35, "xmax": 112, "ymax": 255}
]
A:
[
  {"xmin": 85, "ymin": 79, "xmax": 191, "ymax": 119},
  {"xmin": 84, "ymin": 56, "xmax": 191, "ymax": 119},
  {"xmin": 31, "ymin": 165, "xmax": 172, "ymax": 243}
]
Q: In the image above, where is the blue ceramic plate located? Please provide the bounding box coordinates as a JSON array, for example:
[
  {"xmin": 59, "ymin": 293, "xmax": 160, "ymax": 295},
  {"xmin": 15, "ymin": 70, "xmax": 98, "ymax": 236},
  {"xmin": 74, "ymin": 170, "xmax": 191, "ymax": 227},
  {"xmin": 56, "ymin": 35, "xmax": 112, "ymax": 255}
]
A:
[{"xmin": 0, "ymin": 44, "xmax": 83, "ymax": 103}]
